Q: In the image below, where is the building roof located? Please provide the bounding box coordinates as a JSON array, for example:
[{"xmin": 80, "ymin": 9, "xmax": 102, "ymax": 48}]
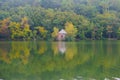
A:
[{"xmin": 59, "ymin": 29, "xmax": 67, "ymax": 34}]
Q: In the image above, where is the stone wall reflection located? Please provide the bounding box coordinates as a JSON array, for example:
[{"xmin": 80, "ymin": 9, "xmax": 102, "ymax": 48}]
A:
[{"xmin": 58, "ymin": 42, "xmax": 66, "ymax": 54}]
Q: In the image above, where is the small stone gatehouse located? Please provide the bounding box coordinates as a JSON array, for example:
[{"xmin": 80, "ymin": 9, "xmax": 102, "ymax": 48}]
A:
[{"xmin": 57, "ymin": 29, "xmax": 67, "ymax": 41}]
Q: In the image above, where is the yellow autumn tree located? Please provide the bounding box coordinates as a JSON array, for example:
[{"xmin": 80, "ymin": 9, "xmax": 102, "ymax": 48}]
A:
[
  {"xmin": 21, "ymin": 16, "xmax": 28, "ymax": 26},
  {"xmin": 51, "ymin": 27, "xmax": 59, "ymax": 40},
  {"xmin": 21, "ymin": 17, "xmax": 31, "ymax": 40},
  {"xmin": 35, "ymin": 26, "xmax": 48, "ymax": 39},
  {"xmin": 9, "ymin": 22, "xmax": 22, "ymax": 39},
  {"xmin": 65, "ymin": 22, "xmax": 77, "ymax": 40},
  {"xmin": 0, "ymin": 18, "xmax": 10, "ymax": 38},
  {"xmin": 9, "ymin": 17, "xmax": 31, "ymax": 40}
]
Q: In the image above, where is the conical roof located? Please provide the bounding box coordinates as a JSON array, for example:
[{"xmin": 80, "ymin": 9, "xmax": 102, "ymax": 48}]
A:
[{"xmin": 59, "ymin": 29, "xmax": 67, "ymax": 34}]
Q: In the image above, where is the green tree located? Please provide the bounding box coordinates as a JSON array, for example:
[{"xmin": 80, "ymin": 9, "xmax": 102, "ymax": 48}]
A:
[
  {"xmin": 117, "ymin": 27, "xmax": 120, "ymax": 39},
  {"xmin": 106, "ymin": 25, "xmax": 113, "ymax": 39},
  {"xmin": 77, "ymin": 17, "xmax": 90, "ymax": 40}
]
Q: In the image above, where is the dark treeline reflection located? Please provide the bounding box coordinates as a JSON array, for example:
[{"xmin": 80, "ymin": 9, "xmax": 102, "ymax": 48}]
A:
[{"xmin": 0, "ymin": 41, "xmax": 120, "ymax": 80}]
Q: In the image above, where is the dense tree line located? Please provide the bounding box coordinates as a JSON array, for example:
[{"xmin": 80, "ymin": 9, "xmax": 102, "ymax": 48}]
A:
[{"xmin": 0, "ymin": 0, "xmax": 120, "ymax": 40}]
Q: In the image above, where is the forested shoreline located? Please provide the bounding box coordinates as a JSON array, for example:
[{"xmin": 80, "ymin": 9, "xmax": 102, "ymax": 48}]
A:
[{"xmin": 0, "ymin": 0, "xmax": 120, "ymax": 41}]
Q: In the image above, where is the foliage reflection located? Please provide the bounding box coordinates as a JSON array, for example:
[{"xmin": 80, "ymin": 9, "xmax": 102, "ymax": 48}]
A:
[{"xmin": 0, "ymin": 41, "xmax": 120, "ymax": 80}]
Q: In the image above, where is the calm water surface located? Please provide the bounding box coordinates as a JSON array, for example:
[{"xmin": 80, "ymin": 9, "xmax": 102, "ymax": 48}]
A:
[{"xmin": 0, "ymin": 41, "xmax": 120, "ymax": 80}]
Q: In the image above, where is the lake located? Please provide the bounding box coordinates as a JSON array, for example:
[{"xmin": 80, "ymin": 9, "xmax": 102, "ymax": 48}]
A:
[{"xmin": 0, "ymin": 41, "xmax": 120, "ymax": 80}]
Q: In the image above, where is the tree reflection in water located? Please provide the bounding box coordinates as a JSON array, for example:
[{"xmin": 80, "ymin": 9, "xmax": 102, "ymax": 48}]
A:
[{"xmin": 0, "ymin": 41, "xmax": 120, "ymax": 80}]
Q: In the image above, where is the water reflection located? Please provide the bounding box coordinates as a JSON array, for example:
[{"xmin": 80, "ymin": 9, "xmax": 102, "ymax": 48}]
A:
[
  {"xmin": 0, "ymin": 42, "xmax": 10, "ymax": 64},
  {"xmin": 58, "ymin": 42, "xmax": 66, "ymax": 54},
  {"xmin": 0, "ymin": 41, "xmax": 120, "ymax": 80}
]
